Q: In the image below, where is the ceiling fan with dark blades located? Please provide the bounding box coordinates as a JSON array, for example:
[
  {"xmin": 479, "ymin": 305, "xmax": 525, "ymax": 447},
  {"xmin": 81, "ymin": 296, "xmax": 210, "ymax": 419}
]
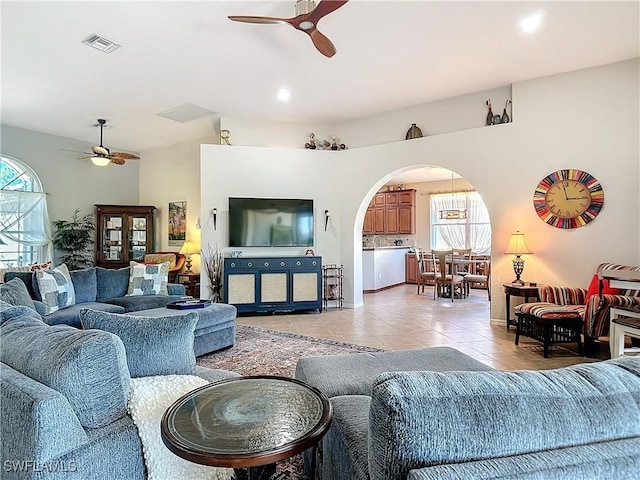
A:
[
  {"xmin": 68, "ymin": 119, "xmax": 140, "ymax": 166},
  {"xmin": 228, "ymin": 0, "xmax": 349, "ymax": 58}
]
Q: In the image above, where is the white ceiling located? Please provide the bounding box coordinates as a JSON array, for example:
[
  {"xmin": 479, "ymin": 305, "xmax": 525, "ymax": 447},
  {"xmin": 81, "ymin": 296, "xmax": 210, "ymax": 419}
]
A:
[{"xmin": 2, "ymin": 0, "xmax": 639, "ymax": 156}]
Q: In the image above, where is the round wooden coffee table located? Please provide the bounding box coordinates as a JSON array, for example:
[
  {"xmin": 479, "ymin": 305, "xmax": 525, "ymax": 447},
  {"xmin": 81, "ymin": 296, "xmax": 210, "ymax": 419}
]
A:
[{"xmin": 161, "ymin": 375, "xmax": 332, "ymax": 480}]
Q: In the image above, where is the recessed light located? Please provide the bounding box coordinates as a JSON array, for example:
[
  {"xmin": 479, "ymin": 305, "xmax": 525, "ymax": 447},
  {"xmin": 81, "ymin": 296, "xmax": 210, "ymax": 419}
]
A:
[
  {"xmin": 521, "ymin": 13, "xmax": 542, "ymax": 33},
  {"xmin": 277, "ymin": 88, "xmax": 291, "ymax": 102}
]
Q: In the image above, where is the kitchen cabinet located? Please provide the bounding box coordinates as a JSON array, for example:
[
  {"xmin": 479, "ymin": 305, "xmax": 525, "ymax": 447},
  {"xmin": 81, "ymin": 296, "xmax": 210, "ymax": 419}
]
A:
[
  {"xmin": 95, "ymin": 204, "xmax": 155, "ymax": 268},
  {"xmin": 363, "ymin": 189, "xmax": 416, "ymax": 235}
]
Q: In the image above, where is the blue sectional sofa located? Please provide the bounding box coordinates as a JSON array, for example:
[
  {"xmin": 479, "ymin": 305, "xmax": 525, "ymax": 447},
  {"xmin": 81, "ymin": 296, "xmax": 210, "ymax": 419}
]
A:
[
  {"xmin": 296, "ymin": 348, "xmax": 640, "ymax": 479},
  {"xmin": 0, "ymin": 304, "xmax": 239, "ymax": 480},
  {"xmin": 3, "ymin": 266, "xmax": 185, "ymax": 328}
]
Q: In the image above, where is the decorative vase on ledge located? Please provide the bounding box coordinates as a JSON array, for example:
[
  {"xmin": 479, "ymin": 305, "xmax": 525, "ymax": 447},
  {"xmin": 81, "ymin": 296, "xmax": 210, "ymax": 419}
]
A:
[{"xmin": 405, "ymin": 123, "xmax": 423, "ymax": 140}]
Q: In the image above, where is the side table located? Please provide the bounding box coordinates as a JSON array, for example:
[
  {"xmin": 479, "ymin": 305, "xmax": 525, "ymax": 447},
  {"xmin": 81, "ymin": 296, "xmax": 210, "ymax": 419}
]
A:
[
  {"xmin": 177, "ymin": 272, "xmax": 200, "ymax": 298},
  {"xmin": 161, "ymin": 376, "xmax": 332, "ymax": 480},
  {"xmin": 609, "ymin": 305, "xmax": 640, "ymax": 358},
  {"xmin": 504, "ymin": 283, "xmax": 539, "ymax": 330}
]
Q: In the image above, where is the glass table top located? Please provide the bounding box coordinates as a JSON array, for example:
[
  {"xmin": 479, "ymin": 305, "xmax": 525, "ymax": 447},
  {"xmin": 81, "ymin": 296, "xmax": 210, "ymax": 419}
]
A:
[{"xmin": 161, "ymin": 376, "xmax": 331, "ymax": 465}]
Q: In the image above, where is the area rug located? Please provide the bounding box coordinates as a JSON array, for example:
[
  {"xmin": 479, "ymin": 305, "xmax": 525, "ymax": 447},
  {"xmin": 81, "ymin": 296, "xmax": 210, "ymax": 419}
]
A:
[
  {"xmin": 197, "ymin": 324, "xmax": 382, "ymax": 377},
  {"xmin": 196, "ymin": 325, "xmax": 383, "ymax": 480}
]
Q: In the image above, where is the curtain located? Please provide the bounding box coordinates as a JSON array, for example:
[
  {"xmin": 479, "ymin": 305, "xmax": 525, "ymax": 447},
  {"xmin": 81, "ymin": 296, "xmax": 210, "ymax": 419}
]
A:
[
  {"xmin": 0, "ymin": 190, "xmax": 53, "ymax": 262},
  {"xmin": 430, "ymin": 191, "xmax": 491, "ymax": 254}
]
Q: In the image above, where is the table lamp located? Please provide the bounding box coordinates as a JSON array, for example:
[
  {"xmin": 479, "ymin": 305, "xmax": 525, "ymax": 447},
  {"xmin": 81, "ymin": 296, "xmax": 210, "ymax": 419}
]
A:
[
  {"xmin": 180, "ymin": 240, "xmax": 199, "ymax": 274},
  {"xmin": 505, "ymin": 231, "xmax": 532, "ymax": 285}
]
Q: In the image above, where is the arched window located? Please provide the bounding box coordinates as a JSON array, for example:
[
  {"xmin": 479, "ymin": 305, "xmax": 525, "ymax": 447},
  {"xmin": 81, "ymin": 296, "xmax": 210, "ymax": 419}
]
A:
[{"xmin": 0, "ymin": 155, "xmax": 52, "ymax": 268}]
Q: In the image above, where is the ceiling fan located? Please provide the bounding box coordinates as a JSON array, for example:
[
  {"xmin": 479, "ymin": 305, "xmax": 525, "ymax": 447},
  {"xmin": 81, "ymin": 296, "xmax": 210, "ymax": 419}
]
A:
[
  {"xmin": 228, "ymin": 0, "xmax": 349, "ymax": 58},
  {"xmin": 76, "ymin": 119, "xmax": 140, "ymax": 166}
]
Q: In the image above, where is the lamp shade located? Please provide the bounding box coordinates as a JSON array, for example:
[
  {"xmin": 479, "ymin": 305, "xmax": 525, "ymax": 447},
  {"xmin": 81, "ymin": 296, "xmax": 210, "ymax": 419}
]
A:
[
  {"xmin": 180, "ymin": 240, "xmax": 199, "ymax": 256},
  {"xmin": 505, "ymin": 231, "xmax": 533, "ymax": 255},
  {"xmin": 91, "ymin": 156, "xmax": 111, "ymax": 167}
]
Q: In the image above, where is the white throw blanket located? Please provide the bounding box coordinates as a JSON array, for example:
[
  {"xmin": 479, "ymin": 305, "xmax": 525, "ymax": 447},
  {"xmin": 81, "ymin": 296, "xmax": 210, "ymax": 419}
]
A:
[{"xmin": 128, "ymin": 375, "xmax": 234, "ymax": 480}]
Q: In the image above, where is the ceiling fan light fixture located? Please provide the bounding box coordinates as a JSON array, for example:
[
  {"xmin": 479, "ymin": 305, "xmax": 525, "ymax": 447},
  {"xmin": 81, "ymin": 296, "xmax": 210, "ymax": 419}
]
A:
[
  {"xmin": 299, "ymin": 21, "xmax": 315, "ymax": 30},
  {"xmin": 91, "ymin": 156, "xmax": 111, "ymax": 167}
]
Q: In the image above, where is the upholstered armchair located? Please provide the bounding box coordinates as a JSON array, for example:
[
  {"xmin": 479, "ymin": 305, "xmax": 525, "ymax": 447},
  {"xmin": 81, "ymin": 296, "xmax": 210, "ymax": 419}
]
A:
[{"xmin": 516, "ymin": 263, "xmax": 640, "ymax": 357}]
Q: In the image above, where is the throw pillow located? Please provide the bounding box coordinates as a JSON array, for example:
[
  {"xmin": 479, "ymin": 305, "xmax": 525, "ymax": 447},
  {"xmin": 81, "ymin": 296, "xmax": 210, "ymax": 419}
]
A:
[
  {"xmin": 0, "ymin": 277, "xmax": 36, "ymax": 311},
  {"xmin": 35, "ymin": 264, "xmax": 76, "ymax": 315},
  {"xmin": 585, "ymin": 273, "xmax": 620, "ymax": 305},
  {"xmin": 80, "ymin": 308, "xmax": 197, "ymax": 378},
  {"xmin": 127, "ymin": 261, "xmax": 169, "ymax": 296}
]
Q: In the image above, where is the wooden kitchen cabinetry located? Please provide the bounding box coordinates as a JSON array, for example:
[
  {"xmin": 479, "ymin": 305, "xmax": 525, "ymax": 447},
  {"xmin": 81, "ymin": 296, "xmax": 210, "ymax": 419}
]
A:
[
  {"xmin": 363, "ymin": 189, "xmax": 416, "ymax": 235},
  {"xmin": 95, "ymin": 204, "xmax": 155, "ymax": 269}
]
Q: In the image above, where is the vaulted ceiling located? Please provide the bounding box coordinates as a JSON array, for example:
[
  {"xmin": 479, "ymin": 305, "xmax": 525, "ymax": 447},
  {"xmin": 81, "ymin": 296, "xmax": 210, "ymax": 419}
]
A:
[{"xmin": 2, "ymin": 1, "xmax": 638, "ymax": 152}]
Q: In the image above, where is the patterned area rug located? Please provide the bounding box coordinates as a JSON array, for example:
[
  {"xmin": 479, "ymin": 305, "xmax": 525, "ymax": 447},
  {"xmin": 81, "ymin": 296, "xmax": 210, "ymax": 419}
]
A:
[{"xmin": 196, "ymin": 325, "xmax": 382, "ymax": 480}]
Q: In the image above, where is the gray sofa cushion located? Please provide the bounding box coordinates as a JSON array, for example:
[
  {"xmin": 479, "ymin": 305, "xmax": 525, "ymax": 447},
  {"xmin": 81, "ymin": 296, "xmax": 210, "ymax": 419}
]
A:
[
  {"xmin": 3, "ymin": 271, "xmax": 38, "ymax": 298},
  {"xmin": 407, "ymin": 437, "xmax": 640, "ymax": 479},
  {"xmin": 96, "ymin": 266, "xmax": 130, "ymax": 301},
  {"xmin": 295, "ymin": 346, "xmax": 493, "ymax": 398},
  {"xmin": 368, "ymin": 357, "xmax": 640, "ymax": 480},
  {"xmin": 0, "ymin": 311, "xmax": 130, "ymax": 429},
  {"xmin": 0, "ymin": 277, "xmax": 36, "ymax": 310},
  {"xmin": 80, "ymin": 308, "xmax": 198, "ymax": 378},
  {"xmin": 41, "ymin": 301, "xmax": 125, "ymax": 328},
  {"xmin": 104, "ymin": 294, "xmax": 183, "ymax": 312},
  {"xmin": 70, "ymin": 267, "xmax": 98, "ymax": 303}
]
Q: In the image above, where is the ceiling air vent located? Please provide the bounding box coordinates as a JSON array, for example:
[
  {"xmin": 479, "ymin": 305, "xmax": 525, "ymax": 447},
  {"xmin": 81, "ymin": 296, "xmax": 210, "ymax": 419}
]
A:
[{"xmin": 82, "ymin": 34, "xmax": 121, "ymax": 54}]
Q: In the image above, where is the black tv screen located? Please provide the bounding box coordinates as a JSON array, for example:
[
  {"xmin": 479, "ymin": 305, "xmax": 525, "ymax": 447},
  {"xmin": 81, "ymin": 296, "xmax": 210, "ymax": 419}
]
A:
[{"xmin": 228, "ymin": 197, "xmax": 314, "ymax": 247}]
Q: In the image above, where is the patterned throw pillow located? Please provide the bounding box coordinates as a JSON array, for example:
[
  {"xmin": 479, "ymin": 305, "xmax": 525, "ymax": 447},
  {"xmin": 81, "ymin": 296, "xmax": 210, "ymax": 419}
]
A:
[
  {"xmin": 34, "ymin": 264, "xmax": 76, "ymax": 315},
  {"xmin": 127, "ymin": 261, "xmax": 169, "ymax": 296}
]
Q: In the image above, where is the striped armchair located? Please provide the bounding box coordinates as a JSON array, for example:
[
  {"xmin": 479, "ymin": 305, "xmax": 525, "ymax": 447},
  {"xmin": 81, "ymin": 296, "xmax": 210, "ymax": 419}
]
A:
[{"xmin": 516, "ymin": 263, "xmax": 640, "ymax": 357}]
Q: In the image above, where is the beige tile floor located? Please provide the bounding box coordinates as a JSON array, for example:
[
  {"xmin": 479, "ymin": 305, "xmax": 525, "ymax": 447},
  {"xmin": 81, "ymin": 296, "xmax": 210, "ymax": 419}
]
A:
[{"xmin": 237, "ymin": 284, "xmax": 607, "ymax": 371}]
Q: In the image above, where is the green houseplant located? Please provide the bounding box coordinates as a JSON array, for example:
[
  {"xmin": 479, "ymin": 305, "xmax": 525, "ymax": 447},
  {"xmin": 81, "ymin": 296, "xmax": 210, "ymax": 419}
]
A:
[{"xmin": 52, "ymin": 209, "xmax": 96, "ymax": 270}]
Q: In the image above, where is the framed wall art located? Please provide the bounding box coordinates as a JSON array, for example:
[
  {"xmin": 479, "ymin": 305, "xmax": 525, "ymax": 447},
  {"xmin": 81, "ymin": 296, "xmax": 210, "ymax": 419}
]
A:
[{"xmin": 168, "ymin": 201, "xmax": 186, "ymax": 246}]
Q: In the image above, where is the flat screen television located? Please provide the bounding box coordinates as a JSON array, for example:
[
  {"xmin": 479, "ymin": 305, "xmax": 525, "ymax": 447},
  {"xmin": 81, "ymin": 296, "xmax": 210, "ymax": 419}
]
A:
[{"xmin": 228, "ymin": 197, "xmax": 314, "ymax": 247}]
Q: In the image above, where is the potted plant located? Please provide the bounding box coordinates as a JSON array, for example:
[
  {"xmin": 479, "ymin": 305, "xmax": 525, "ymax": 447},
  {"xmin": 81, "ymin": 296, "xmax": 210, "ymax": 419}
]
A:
[
  {"xmin": 52, "ymin": 209, "xmax": 96, "ymax": 270},
  {"xmin": 201, "ymin": 243, "xmax": 223, "ymax": 302}
]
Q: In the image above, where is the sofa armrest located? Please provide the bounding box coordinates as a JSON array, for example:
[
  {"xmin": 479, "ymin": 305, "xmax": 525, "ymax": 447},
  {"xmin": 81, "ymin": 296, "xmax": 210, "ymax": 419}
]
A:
[
  {"xmin": 167, "ymin": 283, "xmax": 186, "ymax": 295},
  {"xmin": 583, "ymin": 293, "xmax": 640, "ymax": 338},
  {"xmin": 1, "ymin": 363, "xmax": 88, "ymax": 464}
]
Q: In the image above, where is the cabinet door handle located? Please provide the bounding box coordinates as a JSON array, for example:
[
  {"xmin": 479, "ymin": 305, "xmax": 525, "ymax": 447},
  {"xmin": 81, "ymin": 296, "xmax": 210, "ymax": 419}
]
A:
[
  {"xmin": 264, "ymin": 261, "xmax": 269, "ymax": 267},
  {"xmin": 280, "ymin": 261, "xmax": 285, "ymax": 266},
  {"xmin": 247, "ymin": 262, "xmax": 253, "ymax": 267},
  {"xmin": 230, "ymin": 262, "xmax": 236, "ymax": 268},
  {"xmin": 296, "ymin": 261, "xmax": 301, "ymax": 266}
]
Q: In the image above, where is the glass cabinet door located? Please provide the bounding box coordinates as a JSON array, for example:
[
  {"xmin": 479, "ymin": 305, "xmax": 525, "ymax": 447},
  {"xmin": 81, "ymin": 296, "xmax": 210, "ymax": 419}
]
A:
[
  {"xmin": 103, "ymin": 215, "xmax": 124, "ymax": 261},
  {"xmin": 129, "ymin": 216, "xmax": 148, "ymax": 261}
]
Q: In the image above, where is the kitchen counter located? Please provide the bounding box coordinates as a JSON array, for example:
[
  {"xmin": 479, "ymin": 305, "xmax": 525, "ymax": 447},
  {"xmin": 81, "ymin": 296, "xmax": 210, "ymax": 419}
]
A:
[{"xmin": 362, "ymin": 247, "xmax": 410, "ymax": 292}]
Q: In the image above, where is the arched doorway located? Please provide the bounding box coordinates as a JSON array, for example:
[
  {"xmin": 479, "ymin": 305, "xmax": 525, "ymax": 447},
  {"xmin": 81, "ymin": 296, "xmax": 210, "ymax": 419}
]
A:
[{"xmin": 354, "ymin": 165, "xmax": 492, "ymax": 313}]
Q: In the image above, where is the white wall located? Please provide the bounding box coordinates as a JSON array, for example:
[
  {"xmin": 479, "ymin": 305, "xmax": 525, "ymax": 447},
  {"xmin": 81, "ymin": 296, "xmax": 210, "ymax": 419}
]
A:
[
  {"xmin": 139, "ymin": 135, "xmax": 217, "ymax": 273},
  {"xmin": 198, "ymin": 59, "xmax": 639, "ymax": 320}
]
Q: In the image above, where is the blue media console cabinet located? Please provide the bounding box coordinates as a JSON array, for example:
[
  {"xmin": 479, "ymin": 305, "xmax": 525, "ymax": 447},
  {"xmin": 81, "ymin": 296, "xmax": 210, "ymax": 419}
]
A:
[{"xmin": 223, "ymin": 256, "xmax": 322, "ymax": 313}]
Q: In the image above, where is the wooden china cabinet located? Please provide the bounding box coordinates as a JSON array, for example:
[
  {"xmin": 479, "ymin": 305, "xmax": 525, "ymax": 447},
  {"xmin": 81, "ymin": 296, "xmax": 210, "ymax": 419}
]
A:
[{"xmin": 95, "ymin": 205, "xmax": 156, "ymax": 268}]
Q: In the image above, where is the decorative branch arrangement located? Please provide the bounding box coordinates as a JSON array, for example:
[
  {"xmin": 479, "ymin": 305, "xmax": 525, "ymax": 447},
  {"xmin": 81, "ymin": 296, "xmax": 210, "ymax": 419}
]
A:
[{"xmin": 201, "ymin": 243, "xmax": 224, "ymax": 302}]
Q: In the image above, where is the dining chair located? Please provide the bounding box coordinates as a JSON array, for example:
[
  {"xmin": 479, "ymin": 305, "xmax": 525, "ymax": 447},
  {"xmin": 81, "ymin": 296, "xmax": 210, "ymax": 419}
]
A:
[
  {"xmin": 463, "ymin": 258, "xmax": 491, "ymax": 300},
  {"xmin": 451, "ymin": 248, "xmax": 472, "ymax": 276},
  {"xmin": 414, "ymin": 247, "xmax": 435, "ymax": 295},
  {"xmin": 432, "ymin": 249, "xmax": 465, "ymax": 302}
]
